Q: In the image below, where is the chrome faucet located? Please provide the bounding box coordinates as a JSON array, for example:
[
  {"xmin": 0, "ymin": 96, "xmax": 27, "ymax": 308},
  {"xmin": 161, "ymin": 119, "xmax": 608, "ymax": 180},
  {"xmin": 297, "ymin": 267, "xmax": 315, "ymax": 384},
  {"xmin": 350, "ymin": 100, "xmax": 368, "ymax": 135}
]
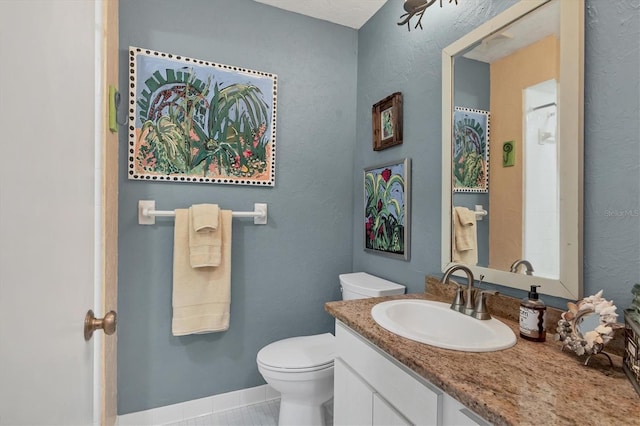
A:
[
  {"xmin": 440, "ymin": 264, "xmax": 476, "ymax": 316},
  {"xmin": 473, "ymin": 290, "xmax": 499, "ymax": 320},
  {"xmin": 510, "ymin": 259, "xmax": 534, "ymax": 275},
  {"xmin": 441, "ymin": 264, "xmax": 498, "ymax": 320}
]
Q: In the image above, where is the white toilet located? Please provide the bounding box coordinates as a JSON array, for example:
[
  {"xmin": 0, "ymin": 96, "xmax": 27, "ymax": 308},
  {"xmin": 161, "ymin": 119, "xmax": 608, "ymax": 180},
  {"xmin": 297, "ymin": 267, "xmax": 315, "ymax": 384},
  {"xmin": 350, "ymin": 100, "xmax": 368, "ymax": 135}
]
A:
[{"xmin": 256, "ymin": 272, "xmax": 405, "ymax": 425}]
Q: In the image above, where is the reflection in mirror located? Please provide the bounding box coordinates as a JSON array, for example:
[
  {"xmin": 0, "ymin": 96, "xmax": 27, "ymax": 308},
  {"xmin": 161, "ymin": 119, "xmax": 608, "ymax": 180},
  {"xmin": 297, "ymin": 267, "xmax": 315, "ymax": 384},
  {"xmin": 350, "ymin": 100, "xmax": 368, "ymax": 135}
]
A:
[
  {"xmin": 575, "ymin": 311, "xmax": 601, "ymax": 339},
  {"xmin": 452, "ymin": 0, "xmax": 560, "ymax": 278},
  {"xmin": 441, "ymin": 0, "xmax": 584, "ymax": 300}
]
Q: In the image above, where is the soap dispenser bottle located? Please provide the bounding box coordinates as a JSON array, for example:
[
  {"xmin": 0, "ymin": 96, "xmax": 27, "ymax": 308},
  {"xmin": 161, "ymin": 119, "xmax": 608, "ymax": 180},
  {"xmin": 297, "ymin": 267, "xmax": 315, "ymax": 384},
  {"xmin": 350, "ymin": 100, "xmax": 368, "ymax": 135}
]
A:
[{"xmin": 519, "ymin": 285, "xmax": 546, "ymax": 342}]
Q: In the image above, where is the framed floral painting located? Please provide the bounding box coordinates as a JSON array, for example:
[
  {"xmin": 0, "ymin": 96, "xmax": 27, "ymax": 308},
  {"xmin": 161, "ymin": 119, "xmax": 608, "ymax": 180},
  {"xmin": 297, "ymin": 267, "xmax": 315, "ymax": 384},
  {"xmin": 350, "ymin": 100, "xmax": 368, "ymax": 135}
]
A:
[
  {"xmin": 128, "ymin": 47, "xmax": 277, "ymax": 186},
  {"xmin": 364, "ymin": 158, "xmax": 411, "ymax": 260}
]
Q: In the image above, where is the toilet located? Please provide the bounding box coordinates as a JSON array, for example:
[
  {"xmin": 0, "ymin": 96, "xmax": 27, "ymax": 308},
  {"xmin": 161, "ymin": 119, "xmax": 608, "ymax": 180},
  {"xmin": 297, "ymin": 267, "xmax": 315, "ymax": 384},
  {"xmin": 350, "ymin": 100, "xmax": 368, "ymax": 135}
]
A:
[{"xmin": 256, "ymin": 272, "xmax": 405, "ymax": 425}]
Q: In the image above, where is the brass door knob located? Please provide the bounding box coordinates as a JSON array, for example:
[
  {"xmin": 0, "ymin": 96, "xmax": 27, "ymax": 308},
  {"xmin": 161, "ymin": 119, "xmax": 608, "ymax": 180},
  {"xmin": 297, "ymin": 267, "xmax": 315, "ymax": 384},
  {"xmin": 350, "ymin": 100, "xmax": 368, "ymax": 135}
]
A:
[{"xmin": 84, "ymin": 310, "xmax": 117, "ymax": 341}]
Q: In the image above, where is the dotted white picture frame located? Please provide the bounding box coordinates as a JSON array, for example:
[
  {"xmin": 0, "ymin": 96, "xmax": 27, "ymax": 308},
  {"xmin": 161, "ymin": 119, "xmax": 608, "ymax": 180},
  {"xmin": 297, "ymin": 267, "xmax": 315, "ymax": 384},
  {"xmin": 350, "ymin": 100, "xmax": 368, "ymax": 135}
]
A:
[{"xmin": 127, "ymin": 46, "xmax": 277, "ymax": 187}]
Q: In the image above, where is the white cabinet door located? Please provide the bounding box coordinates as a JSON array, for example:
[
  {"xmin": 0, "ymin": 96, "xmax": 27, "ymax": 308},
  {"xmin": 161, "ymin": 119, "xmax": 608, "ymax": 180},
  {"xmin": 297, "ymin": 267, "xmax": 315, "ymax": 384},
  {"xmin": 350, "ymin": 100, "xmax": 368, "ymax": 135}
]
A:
[
  {"xmin": 334, "ymin": 358, "xmax": 374, "ymax": 426},
  {"xmin": 336, "ymin": 322, "xmax": 441, "ymax": 425},
  {"xmin": 335, "ymin": 322, "xmax": 492, "ymax": 426},
  {"xmin": 373, "ymin": 393, "xmax": 412, "ymax": 426}
]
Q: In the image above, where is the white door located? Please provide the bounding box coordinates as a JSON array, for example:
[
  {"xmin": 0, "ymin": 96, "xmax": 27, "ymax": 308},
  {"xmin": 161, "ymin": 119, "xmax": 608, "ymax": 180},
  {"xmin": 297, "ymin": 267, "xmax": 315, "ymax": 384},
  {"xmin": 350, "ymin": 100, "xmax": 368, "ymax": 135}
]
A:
[{"xmin": 0, "ymin": 1, "xmax": 103, "ymax": 424}]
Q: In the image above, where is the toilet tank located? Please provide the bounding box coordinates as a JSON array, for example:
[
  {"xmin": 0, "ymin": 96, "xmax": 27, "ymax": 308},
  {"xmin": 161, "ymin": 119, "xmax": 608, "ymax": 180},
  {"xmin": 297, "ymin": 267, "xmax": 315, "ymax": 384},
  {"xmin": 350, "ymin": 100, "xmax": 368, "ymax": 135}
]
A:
[{"xmin": 339, "ymin": 272, "xmax": 405, "ymax": 300}]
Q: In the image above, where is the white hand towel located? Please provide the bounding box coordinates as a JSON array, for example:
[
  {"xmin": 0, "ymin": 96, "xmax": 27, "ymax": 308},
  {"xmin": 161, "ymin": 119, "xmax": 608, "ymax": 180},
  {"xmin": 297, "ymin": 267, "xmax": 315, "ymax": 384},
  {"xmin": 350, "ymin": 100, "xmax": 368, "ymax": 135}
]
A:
[{"xmin": 173, "ymin": 209, "xmax": 232, "ymax": 336}]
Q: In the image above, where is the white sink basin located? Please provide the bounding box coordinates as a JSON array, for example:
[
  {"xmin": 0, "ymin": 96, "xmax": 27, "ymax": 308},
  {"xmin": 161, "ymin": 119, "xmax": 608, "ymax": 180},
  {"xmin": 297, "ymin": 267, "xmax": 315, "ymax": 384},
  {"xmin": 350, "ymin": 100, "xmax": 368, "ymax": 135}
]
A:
[{"xmin": 371, "ymin": 299, "xmax": 516, "ymax": 352}]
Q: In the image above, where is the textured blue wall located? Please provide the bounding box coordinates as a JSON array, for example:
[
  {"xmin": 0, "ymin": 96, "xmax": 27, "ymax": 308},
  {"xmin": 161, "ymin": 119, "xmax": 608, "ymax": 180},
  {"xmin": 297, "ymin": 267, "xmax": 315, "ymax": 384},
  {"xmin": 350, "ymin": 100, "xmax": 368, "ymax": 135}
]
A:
[
  {"xmin": 117, "ymin": 0, "xmax": 639, "ymax": 415},
  {"xmin": 582, "ymin": 0, "xmax": 639, "ymax": 308},
  {"xmin": 453, "ymin": 57, "xmax": 490, "ymax": 267},
  {"xmin": 117, "ymin": 0, "xmax": 357, "ymax": 414},
  {"xmin": 353, "ymin": 0, "xmax": 518, "ymax": 292},
  {"xmin": 353, "ymin": 0, "xmax": 639, "ymax": 307}
]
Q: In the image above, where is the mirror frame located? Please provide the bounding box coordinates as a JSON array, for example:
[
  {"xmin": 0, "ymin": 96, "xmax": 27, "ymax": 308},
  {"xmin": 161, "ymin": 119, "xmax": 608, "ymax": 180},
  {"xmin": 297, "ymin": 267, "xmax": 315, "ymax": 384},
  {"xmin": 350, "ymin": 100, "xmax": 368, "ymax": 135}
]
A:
[{"xmin": 441, "ymin": 0, "xmax": 584, "ymax": 299}]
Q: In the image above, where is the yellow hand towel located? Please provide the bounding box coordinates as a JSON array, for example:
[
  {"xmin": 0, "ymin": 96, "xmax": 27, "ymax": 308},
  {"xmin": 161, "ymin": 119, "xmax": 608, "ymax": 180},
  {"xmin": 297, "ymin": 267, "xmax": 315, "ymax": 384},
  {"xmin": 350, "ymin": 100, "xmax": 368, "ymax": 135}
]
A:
[
  {"xmin": 172, "ymin": 209, "xmax": 232, "ymax": 336},
  {"xmin": 192, "ymin": 203, "xmax": 219, "ymax": 231},
  {"xmin": 452, "ymin": 206, "xmax": 478, "ymax": 265},
  {"xmin": 189, "ymin": 204, "xmax": 221, "ymax": 268}
]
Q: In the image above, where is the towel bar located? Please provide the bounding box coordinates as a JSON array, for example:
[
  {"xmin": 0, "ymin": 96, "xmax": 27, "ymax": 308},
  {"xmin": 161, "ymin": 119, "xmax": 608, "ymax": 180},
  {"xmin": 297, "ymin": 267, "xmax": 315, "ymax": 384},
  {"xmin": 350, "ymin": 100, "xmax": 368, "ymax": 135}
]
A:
[
  {"xmin": 138, "ymin": 200, "xmax": 268, "ymax": 225},
  {"xmin": 474, "ymin": 204, "xmax": 488, "ymax": 221}
]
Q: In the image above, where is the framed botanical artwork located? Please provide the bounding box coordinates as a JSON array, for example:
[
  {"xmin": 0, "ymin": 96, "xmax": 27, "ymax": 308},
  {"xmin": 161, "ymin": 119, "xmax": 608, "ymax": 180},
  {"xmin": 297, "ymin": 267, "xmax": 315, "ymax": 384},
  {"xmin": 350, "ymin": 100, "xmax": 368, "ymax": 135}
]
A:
[
  {"xmin": 372, "ymin": 92, "xmax": 403, "ymax": 151},
  {"xmin": 452, "ymin": 107, "xmax": 490, "ymax": 192},
  {"xmin": 128, "ymin": 47, "xmax": 277, "ymax": 186},
  {"xmin": 364, "ymin": 158, "xmax": 411, "ymax": 260}
]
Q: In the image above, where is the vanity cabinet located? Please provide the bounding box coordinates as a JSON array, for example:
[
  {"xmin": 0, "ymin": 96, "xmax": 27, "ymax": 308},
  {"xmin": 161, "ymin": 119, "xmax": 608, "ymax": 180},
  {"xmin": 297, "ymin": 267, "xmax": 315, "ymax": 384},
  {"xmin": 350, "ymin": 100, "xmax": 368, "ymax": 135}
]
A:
[
  {"xmin": 373, "ymin": 393, "xmax": 412, "ymax": 426},
  {"xmin": 334, "ymin": 358, "xmax": 373, "ymax": 425},
  {"xmin": 334, "ymin": 321, "xmax": 490, "ymax": 426},
  {"xmin": 335, "ymin": 358, "xmax": 411, "ymax": 426}
]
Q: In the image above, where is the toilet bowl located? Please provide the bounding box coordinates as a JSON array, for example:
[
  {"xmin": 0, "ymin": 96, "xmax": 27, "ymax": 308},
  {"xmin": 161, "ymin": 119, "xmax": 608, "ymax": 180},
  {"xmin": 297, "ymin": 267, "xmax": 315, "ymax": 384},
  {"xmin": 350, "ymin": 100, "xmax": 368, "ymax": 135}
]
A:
[
  {"xmin": 256, "ymin": 272, "xmax": 405, "ymax": 426},
  {"xmin": 257, "ymin": 333, "xmax": 335, "ymax": 425}
]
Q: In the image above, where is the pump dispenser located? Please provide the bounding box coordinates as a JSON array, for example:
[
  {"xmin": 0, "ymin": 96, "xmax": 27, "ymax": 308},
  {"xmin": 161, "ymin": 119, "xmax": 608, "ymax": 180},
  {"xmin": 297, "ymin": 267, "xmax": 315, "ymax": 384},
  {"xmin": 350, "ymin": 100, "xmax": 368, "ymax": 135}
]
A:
[{"xmin": 519, "ymin": 285, "xmax": 546, "ymax": 342}]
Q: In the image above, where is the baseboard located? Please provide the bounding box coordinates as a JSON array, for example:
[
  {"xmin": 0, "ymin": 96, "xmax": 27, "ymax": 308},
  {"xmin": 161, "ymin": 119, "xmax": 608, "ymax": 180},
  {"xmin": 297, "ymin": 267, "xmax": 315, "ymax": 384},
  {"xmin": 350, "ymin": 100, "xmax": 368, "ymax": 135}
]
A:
[{"xmin": 117, "ymin": 384, "xmax": 280, "ymax": 425}]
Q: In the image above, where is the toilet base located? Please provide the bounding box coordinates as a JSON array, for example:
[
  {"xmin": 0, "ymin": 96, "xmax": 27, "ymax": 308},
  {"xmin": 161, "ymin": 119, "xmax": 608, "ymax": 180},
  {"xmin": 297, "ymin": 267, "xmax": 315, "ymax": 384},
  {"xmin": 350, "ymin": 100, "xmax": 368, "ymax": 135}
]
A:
[{"xmin": 278, "ymin": 396, "xmax": 329, "ymax": 426}]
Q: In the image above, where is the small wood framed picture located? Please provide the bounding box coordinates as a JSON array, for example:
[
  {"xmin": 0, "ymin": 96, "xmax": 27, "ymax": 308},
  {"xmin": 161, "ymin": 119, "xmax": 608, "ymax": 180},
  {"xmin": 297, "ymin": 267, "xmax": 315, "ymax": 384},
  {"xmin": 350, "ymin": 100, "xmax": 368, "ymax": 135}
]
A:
[{"xmin": 372, "ymin": 92, "xmax": 403, "ymax": 151}]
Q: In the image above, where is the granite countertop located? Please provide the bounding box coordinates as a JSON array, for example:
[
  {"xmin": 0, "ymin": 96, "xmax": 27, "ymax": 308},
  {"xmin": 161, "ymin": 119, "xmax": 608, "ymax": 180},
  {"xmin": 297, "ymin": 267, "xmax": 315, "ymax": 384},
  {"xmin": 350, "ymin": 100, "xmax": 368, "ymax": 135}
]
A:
[{"xmin": 325, "ymin": 280, "xmax": 639, "ymax": 426}]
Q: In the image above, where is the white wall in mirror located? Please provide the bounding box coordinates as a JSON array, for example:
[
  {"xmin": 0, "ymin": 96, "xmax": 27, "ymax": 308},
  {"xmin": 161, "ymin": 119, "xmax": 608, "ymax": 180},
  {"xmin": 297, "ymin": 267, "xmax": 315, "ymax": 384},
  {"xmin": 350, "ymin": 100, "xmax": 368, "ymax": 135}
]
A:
[
  {"xmin": 524, "ymin": 79, "xmax": 559, "ymax": 279},
  {"xmin": 441, "ymin": 0, "xmax": 584, "ymax": 300}
]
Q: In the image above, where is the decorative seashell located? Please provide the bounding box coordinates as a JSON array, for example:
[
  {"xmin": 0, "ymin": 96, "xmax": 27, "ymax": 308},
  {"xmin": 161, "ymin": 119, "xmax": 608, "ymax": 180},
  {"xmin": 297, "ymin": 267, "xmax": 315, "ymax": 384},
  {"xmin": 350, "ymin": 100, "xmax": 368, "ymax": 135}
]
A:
[
  {"xmin": 599, "ymin": 305, "xmax": 617, "ymax": 316},
  {"xmin": 584, "ymin": 330, "xmax": 599, "ymax": 348},
  {"xmin": 558, "ymin": 291, "xmax": 620, "ymax": 358},
  {"xmin": 595, "ymin": 324, "xmax": 612, "ymax": 335},
  {"xmin": 594, "ymin": 300, "xmax": 607, "ymax": 311},
  {"xmin": 579, "ymin": 302, "xmax": 594, "ymax": 312}
]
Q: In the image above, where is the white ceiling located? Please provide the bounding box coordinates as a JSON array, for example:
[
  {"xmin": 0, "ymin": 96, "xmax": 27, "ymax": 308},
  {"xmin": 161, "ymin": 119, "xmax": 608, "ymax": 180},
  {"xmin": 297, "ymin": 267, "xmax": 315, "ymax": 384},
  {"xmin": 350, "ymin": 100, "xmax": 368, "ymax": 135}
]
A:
[
  {"xmin": 464, "ymin": 1, "xmax": 560, "ymax": 63},
  {"xmin": 253, "ymin": 0, "xmax": 389, "ymax": 29}
]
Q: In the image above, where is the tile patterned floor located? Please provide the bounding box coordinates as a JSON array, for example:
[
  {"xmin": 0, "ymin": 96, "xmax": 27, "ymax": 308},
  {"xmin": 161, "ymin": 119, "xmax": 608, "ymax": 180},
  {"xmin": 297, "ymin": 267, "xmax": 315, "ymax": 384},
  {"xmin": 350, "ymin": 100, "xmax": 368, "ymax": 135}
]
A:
[{"xmin": 166, "ymin": 399, "xmax": 333, "ymax": 426}]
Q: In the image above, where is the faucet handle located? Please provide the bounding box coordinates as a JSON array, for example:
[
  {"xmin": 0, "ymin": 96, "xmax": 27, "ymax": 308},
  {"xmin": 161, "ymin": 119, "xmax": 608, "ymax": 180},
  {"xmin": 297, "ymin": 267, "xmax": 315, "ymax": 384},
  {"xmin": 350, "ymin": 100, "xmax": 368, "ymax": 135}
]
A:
[
  {"xmin": 450, "ymin": 284, "xmax": 465, "ymax": 312},
  {"xmin": 473, "ymin": 290, "xmax": 499, "ymax": 320}
]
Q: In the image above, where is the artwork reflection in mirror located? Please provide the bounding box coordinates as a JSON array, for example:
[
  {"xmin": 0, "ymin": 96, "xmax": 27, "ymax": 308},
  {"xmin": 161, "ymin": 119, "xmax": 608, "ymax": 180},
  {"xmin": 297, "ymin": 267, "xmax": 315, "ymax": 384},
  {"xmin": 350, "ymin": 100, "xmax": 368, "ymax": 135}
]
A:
[
  {"xmin": 453, "ymin": 107, "xmax": 489, "ymax": 193},
  {"xmin": 451, "ymin": 0, "xmax": 560, "ymax": 279}
]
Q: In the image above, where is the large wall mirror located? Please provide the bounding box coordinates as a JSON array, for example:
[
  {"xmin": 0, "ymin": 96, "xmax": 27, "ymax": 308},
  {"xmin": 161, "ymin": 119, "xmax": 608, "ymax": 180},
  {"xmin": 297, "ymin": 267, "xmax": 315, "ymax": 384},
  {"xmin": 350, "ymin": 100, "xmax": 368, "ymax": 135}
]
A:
[{"xmin": 441, "ymin": 0, "xmax": 584, "ymax": 299}]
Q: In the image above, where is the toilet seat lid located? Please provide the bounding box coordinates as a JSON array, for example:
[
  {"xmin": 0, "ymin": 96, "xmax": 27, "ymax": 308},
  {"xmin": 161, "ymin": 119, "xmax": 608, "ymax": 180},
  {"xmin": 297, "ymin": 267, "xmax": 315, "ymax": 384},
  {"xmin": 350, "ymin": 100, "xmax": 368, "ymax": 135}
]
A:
[{"xmin": 257, "ymin": 333, "xmax": 335, "ymax": 370}]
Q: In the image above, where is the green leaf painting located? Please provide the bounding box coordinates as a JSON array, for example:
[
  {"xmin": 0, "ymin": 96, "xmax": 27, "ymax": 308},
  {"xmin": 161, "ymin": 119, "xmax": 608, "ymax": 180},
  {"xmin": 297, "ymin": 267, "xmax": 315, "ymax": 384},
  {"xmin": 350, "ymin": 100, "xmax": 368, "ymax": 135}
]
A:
[
  {"xmin": 129, "ymin": 47, "xmax": 277, "ymax": 186},
  {"xmin": 452, "ymin": 107, "xmax": 490, "ymax": 192},
  {"xmin": 381, "ymin": 107, "xmax": 394, "ymax": 139},
  {"xmin": 364, "ymin": 159, "xmax": 411, "ymax": 260}
]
